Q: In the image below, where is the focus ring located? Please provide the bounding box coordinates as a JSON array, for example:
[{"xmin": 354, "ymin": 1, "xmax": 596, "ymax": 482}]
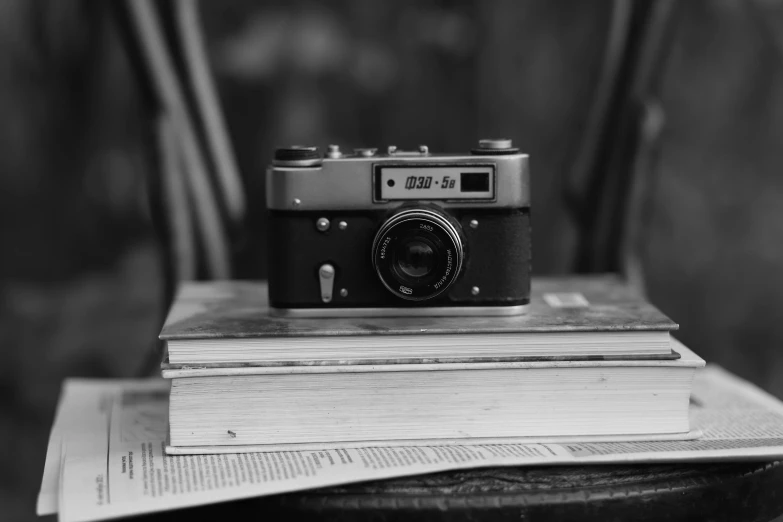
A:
[{"xmin": 371, "ymin": 208, "xmax": 465, "ymax": 301}]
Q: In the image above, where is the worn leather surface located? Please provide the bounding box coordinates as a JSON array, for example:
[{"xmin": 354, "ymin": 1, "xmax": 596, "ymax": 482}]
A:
[{"xmin": 135, "ymin": 462, "xmax": 783, "ymax": 521}]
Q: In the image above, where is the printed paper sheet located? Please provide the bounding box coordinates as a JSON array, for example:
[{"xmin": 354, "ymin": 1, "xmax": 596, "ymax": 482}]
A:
[{"xmin": 38, "ymin": 366, "xmax": 783, "ymax": 522}]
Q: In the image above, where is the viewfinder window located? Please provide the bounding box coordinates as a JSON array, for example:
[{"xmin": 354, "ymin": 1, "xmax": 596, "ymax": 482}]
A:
[{"xmin": 460, "ymin": 172, "xmax": 490, "ymax": 192}]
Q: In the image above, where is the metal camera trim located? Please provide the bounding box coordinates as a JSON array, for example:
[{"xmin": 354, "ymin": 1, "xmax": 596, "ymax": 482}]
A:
[
  {"xmin": 269, "ymin": 304, "xmax": 529, "ymax": 318},
  {"xmin": 371, "ymin": 207, "xmax": 465, "ymax": 302},
  {"xmin": 266, "ymin": 152, "xmax": 529, "ymax": 211}
]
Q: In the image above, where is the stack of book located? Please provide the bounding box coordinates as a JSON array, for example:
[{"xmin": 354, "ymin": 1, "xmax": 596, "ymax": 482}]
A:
[{"xmin": 159, "ymin": 276, "xmax": 704, "ymax": 454}]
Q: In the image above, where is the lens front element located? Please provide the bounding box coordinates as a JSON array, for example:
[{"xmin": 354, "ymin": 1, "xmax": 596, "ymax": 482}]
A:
[
  {"xmin": 372, "ymin": 208, "xmax": 464, "ymax": 301},
  {"xmin": 395, "ymin": 239, "xmax": 436, "ymax": 279}
]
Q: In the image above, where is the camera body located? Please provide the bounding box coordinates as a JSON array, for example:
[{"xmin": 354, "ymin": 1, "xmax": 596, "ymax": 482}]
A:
[{"xmin": 266, "ymin": 140, "xmax": 531, "ymax": 317}]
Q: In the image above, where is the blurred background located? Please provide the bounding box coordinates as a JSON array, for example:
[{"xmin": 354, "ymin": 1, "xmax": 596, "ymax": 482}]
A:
[{"xmin": 2, "ymin": 0, "xmax": 783, "ymax": 520}]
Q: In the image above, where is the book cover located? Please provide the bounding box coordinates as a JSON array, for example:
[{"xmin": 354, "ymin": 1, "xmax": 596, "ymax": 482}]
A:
[
  {"xmin": 161, "ymin": 339, "xmax": 701, "ymax": 378},
  {"xmin": 160, "ymin": 275, "xmax": 678, "ymax": 341}
]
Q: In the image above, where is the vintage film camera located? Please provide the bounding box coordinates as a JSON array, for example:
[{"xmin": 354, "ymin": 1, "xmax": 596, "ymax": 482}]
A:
[{"xmin": 266, "ymin": 139, "xmax": 531, "ymax": 316}]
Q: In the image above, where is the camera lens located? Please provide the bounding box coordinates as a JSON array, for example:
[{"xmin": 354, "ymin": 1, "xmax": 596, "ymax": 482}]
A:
[
  {"xmin": 372, "ymin": 208, "xmax": 465, "ymax": 301},
  {"xmin": 395, "ymin": 239, "xmax": 436, "ymax": 279}
]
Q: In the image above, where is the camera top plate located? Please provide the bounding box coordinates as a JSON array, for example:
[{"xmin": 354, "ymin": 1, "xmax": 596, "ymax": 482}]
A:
[{"xmin": 267, "ymin": 140, "xmax": 529, "ymax": 211}]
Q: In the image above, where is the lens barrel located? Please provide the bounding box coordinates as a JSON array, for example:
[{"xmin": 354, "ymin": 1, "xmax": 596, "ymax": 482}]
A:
[{"xmin": 371, "ymin": 208, "xmax": 464, "ymax": 301}]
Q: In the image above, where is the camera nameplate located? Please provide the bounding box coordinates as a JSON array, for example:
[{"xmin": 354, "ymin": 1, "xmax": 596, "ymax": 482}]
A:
[{"xmin": 375, "ymin": 164, "xmax": 495, "ymax": 201}]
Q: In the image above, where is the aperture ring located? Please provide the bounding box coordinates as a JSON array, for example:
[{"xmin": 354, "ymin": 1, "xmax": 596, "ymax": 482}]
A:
[{"xmin": 372, "ymin": 208, "xmax": 464, "ymax": 301}]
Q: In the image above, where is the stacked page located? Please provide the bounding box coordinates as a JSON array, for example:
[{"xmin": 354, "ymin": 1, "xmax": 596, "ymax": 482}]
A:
[
  {"xmin": 159, "ymin": 276, "xmax": 678, "ymax": 364},
  {"xmin": 164, "ymin": 341, "xmax": 704, "ymax": 449},
  {"xmin": 39, "ymin": 365, "xmax": 783, "ymax": 522}
]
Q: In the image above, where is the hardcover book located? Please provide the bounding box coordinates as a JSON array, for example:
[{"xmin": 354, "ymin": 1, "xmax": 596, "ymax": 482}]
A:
[
  {"xmin": 159, "ymin": 275, "xmax": 678, "ymax": 365},
  {"xmin": 162, "ymin": 339, "xmax": 704, "ymax": 451}
]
